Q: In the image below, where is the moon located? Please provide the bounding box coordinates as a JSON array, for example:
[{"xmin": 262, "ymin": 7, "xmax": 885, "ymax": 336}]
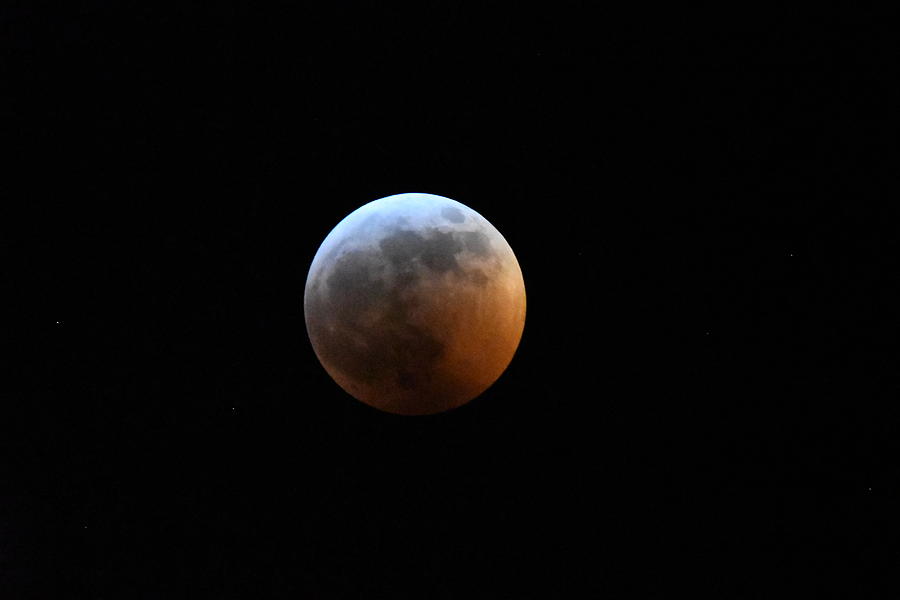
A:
[{"xmin": 304, "ymin": 193, "xmax": 526, "ymax": 415}]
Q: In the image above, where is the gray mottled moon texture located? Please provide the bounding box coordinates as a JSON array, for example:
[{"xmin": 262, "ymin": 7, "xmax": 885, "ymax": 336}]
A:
[{"xmin": 304, "ymin": 193, "xmax": 526, "ymax": 415}]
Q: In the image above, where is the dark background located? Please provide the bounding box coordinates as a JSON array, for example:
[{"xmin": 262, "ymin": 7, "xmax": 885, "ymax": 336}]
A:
[{"xmin": 3, "ymin": 4, "xmax": 898, "ymax": 597}]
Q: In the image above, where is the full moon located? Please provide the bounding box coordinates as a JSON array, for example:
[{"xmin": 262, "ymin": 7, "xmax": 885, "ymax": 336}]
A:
[{"xmin": 304, "ymin": 193, "xmax": 526, "ymax": 415}]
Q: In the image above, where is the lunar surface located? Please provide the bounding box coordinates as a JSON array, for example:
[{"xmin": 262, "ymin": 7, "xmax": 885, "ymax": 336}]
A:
[{"xmin": 304, "ymin": 193, "xmax": 526, "ymax": 415}]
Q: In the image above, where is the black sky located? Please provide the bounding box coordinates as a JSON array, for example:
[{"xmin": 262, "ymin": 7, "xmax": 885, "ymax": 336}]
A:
[{"xmin": 4, "ymin": 4, "xmax": 899, "ymax": 597}]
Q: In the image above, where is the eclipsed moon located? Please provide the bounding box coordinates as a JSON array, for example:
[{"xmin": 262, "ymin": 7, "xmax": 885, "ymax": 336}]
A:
[{"xmin": 303, "ymin": 193, "xmax": 526, "ymax": 415}]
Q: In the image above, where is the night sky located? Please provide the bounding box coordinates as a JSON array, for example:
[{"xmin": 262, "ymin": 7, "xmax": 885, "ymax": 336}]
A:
[{"xmin": 5, "ymin": 5, "xmax": 899, "ymax": 597}]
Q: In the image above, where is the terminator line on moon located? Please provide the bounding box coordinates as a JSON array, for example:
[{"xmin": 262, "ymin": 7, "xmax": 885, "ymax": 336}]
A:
[{"xmin": 304, "ymin": 193, "xmax": 526, "ymax": 415}]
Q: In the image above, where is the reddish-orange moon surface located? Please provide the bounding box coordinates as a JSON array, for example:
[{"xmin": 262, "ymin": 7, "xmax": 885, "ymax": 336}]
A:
[{"xmin": 304, "ymin": 193, "xmax": 526, "ymax": 415}]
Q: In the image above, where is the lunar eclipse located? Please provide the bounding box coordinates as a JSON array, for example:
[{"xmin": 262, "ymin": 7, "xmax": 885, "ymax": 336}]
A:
[{"xmin": 304, "ymin": 193, "xmax": 526, "ymax": 415}]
